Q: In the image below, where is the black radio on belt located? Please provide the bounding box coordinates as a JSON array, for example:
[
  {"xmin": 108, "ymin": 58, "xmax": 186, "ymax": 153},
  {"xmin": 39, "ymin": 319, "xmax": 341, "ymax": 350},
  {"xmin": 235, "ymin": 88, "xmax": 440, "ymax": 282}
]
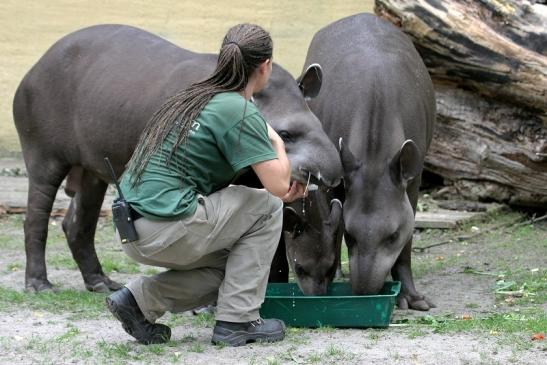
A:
[{"xmin": 104, "ymin": 157, "xmax": 139, "ymax": 243}]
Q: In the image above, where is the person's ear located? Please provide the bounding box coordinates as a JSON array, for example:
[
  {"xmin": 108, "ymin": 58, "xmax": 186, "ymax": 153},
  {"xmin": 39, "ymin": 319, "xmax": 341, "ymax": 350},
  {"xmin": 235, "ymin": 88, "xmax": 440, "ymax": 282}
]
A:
[{"xmin": 259, "ymin": 59, "xmax": 271, "ymax": 74}]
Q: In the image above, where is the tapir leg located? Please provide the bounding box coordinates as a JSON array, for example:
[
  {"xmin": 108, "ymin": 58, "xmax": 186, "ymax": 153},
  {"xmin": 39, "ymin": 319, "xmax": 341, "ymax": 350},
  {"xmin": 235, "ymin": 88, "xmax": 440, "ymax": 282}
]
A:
[
  {"xmin": 334, "ymin": 226, "xmax": 345, "ymax": 280},
  {"xmin": 62, "ymin": 169, "xmax": 122, "ymax": 292},
  {"xmin": 24, "ymin": 163, "xmax": 70, "ymax": 292},
  {"xmin": 391, "ymin": 176, "xmax": 435, "ymax": 311},
  {"xmin": 268, "ymin": 234, "xmax": 289, "ymax": 282}
]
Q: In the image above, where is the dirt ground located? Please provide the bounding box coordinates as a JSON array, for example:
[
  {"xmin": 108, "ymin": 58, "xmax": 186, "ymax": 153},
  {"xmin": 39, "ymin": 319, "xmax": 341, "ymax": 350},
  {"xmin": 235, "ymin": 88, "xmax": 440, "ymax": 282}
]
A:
[{"xmin": 0, "ymin": 160, "xmax": 546, "ymax": 364}]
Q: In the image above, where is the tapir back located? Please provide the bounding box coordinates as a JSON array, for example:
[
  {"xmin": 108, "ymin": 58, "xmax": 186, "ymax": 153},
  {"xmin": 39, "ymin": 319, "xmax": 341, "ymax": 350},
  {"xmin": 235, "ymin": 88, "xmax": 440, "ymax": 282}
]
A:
[
  {"xmin": 304, "ymin": 13, "xmax": 435, "ymax": 157},
  {"xmin": 13, "ymin": 24, "xmax": 212, "ymax": 173}
]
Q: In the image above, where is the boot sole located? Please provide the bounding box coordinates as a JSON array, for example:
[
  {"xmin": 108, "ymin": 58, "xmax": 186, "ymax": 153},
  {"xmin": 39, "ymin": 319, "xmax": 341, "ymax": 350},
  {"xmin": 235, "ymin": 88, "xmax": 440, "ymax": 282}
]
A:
[
  {"xmin": 211, "ymin": 329, "xmax": 285, "ymax": 347},
  {"xmin": 106, "ymin": 297, "xmax": 170, "ymax": 345}
]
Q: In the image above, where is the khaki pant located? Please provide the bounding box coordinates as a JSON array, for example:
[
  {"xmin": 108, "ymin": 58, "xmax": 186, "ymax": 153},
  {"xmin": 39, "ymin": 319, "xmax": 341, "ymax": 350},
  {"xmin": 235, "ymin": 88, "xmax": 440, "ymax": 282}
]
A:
[{"xmin": 118, "ymin": 185, "xmax": 283, "ymax": 323}]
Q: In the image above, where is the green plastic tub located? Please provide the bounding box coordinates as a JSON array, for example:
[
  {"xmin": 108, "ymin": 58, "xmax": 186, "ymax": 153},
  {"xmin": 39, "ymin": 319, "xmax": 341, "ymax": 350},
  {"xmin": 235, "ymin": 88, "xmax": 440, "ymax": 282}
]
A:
[{"xmin": 260, "ymin": 281, "xmax": 401, "ymax": 328}]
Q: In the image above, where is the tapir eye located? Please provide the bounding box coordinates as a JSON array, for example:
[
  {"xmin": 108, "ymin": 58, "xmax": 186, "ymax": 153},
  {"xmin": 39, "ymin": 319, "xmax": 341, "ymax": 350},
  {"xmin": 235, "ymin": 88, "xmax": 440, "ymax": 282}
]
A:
[
  {"xmin": 293, "ymin": 224, "xmax": 305, "ymax": 238},
  {"xmin": 278, "ymin": 130, "xmax": 292, "ymax": 142},
  {"xmin": 388, "ymin": 231, "xmax": 399, "ymax": 243}
]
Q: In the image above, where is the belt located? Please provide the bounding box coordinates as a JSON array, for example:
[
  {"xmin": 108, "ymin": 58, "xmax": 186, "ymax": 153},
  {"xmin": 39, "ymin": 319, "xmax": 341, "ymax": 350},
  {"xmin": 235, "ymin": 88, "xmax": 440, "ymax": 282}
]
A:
[{"xmin": 129, "ymin": 205, "xmax": 143, "ymax": 221}]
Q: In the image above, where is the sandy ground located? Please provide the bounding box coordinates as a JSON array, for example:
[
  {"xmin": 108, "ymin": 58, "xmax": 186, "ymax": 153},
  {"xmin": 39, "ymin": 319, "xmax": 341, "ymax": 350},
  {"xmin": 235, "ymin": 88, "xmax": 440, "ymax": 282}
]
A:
[
  {"xmin": 1, "ymin": 222, "xmax": 546, "ymax": 364},
  {"xmin": 0, "ymin": 159, "xmax": 546, "ymax": 364},
  {"xmin": 0, "ymin": 309, "xmax": 530, "ymax": 365},
  {"xmin": 0, "ymin": 268, "xmax": 544, "ymax": 365}
]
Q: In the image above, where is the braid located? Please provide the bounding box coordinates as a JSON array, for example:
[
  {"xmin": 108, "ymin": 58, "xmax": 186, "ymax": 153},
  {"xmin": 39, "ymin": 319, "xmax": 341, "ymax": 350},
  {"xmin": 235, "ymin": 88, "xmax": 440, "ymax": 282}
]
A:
[{"xmin": 126, "ymin": 24, "xmax": 272, "ymax": 187}]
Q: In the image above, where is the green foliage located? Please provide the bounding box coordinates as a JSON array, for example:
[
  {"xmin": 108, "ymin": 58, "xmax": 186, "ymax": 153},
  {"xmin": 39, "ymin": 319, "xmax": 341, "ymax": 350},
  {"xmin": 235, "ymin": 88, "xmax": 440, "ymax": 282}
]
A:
[
  {"xmin": 325, "ymin": 344, "xmax": 343, "ymax": 356},
  {"xmin": 322, "ymin": 344, "xmax": 355, "ymax": 361},
  {"xmin": 188, "ymin": 342, "xmax": 204, "ymax": 353},
  {"xmin": 96, "ymin": 340, "xmax": 136, "ymax": 361},
  {"xmin": 464, "ymin": 266, "xmax": 547, "ymax": 305},
  {"xmin": 191, "ymin": 311, "xmax": 215, "ymax": 328},
  {"xmin": 396, "ymin": 308, "xmax": 546, "ymax": 336},
  {"xmin": 0, "ymin": 286, "xmax": 107, "ymax": 317},
  {"xmin": 146, "ymin": 343, "xmax": 165, "ymax": 355},
  {"xmin": 55, "ymin": 326, "xmax": 80, "ymax": 342},
  {"xmin": 315, "ymin": 324, "xmax": 335, "ymax": 333},
  {"xmin": 0, "ymin": 215, "xmax": 25, "ymax": 249},
  {"xmin": 306, "ymin": 352, "xmax": 322, "ymax": 363},
  {"xmin": 99, "ymin": 256, "xmax": 140, "ymax": 274},
  {"xmin": 144, "ymin": 267, "xmax": 161, "ymax": 275},
  {"xmin": 286, "ymin": 326, "xmax": 310, "ymax": 345},
  {"xmin": 265, "ymin": 358, "xmax": 280, "ymax": 365},
  {"xmin": 47, "ymin": 254, "xmax": 78, "ymax": 270},
  {"xmin": 164, "ymin": 313, "xmax": 190, "ymax": 328},
  {"xmin": 494, "ymin": 268, "xmax": 547, "ymax": 305},
  {"xmin": 407, "ymin": 327, "xmax": 428, "ymax": 339},
  {"xmin": 5, "ymin": 261, "xmax": 22, "ymax": 272}
]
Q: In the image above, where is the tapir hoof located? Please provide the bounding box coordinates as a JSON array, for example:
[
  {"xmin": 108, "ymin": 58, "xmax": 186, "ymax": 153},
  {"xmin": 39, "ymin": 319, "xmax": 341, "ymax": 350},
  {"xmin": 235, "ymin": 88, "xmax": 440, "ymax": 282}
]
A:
[
  {"xmin": 397, "ymin": 292, "xmax": 436, "ymax": 311},
  {"xmin": 85, "ymin": 276, "xmax": 123, "ymax": 293},
  {"xmin": 25, "ymin": 278, "xmax": 57, "ymax": 293}
]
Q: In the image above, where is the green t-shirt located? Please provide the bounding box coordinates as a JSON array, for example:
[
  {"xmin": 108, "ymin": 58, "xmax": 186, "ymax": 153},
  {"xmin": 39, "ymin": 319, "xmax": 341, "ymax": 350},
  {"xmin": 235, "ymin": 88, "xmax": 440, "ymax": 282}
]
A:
[{"xmin": 119, "ymin": 92, "xmax": 277, "ymax": 220}]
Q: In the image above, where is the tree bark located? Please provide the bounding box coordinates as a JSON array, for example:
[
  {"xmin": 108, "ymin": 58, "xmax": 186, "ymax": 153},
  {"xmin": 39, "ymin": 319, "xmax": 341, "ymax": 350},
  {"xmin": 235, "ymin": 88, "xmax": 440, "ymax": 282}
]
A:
[{"xmin": 375, "ymin": 0, "xmax": 547, "ymax": 207}]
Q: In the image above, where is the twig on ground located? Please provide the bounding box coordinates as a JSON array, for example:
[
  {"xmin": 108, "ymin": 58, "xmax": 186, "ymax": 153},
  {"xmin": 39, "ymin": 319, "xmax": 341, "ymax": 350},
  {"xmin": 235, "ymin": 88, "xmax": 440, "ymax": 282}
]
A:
[
  {"xmin": 512, "ymin": 214, "xmax": 547, "ymax": 228},
  {"xmin": 462, "ymin": 267, "xmax": 500, "ymax": 276},
  {"xmin": 287, "ymin": 349, "xmax": 303, "ymax": 364},
  {"xmin": 495, "ymin": 290, "xmax": 527, "ymax": 297}
]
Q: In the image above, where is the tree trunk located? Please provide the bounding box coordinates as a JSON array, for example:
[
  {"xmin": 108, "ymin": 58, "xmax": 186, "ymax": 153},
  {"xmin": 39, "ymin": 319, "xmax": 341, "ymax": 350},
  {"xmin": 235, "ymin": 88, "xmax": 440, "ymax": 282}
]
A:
[{"xmin": 375, "ymin": 0, "xmax": 547, "ymax": 207}]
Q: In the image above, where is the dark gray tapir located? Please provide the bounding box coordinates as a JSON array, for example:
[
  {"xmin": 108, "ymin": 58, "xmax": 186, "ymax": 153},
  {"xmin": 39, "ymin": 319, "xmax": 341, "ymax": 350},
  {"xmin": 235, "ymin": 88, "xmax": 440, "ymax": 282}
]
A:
[
  {"xmin": 13, "ymin": 24, "xmax": 343, "ymax": 292},
  {"xmin": 295, "ymin": 13, "xmax": 436, "ymax": 310},
  {"xmin": 282, "ymin": 186, "xmax": 344, "ymax": 295}
]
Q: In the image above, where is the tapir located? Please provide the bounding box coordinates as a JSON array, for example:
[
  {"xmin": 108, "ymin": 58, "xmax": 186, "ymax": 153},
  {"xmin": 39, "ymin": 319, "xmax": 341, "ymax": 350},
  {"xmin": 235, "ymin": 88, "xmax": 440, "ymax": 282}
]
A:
[
  {"xmin": 13, "ymin": 24, "xmax": 343, "ymax": 293},
  {"xmin": 282, "ymin": 186, "xmax": 344, "ymax": 295},
  {"xmin": 299, "ymin": 13, "xmax": 436, "ymax": 310}
]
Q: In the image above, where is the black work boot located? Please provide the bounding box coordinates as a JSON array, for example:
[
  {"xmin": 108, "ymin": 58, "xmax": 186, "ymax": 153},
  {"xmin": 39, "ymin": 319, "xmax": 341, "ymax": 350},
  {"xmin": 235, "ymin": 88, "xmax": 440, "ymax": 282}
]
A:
[
  {"xmin": 211, "ymin": 318, "xmax": 285, "ymax": 347},
  {"xmin": 106, "ymin": 287, "xmax": 171, "ymax": 344}
]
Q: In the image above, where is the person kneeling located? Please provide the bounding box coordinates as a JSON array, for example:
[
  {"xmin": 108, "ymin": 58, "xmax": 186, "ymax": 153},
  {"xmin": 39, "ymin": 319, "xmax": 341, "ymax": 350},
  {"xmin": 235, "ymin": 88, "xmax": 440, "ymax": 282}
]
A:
[{"xmin": 106, "ymin": 23, "xmax": 306, "ymax": 347}]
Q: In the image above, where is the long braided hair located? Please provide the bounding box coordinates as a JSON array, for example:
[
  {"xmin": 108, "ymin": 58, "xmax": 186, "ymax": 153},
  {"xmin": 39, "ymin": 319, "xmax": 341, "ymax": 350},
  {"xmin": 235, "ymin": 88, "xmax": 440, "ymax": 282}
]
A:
[{"xmin": 126, "ymin": 23, "xmax": 273, "ymax": 187}]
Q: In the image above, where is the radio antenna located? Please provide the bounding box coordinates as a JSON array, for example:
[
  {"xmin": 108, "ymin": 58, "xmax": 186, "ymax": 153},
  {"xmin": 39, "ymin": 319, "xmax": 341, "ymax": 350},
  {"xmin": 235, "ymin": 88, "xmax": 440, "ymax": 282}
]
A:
[{"xmin": 104, "ymin": 157, "xmax": 125, "ymax": 200}]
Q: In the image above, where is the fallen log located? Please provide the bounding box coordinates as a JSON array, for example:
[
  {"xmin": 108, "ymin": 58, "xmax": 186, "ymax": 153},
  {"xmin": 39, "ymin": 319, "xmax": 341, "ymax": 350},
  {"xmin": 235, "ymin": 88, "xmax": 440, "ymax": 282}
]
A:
[{"xmin": 375, "ymin": 0, "xmax": 547, "ymax": 207}]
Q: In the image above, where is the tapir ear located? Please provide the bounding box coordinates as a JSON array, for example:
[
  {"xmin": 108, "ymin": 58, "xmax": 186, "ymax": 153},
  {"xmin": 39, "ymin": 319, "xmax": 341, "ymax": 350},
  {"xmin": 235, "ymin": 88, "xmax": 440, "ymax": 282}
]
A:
[
  {"xmin": 283, "ymin": 207, "xmax": 303, "ymax": 232},
  {"xmin": 297, "ymin": 63, "xmax": 322, "ymax": 100},
  {"xmin": 339, "ymin": 137, "xmax": 361, "ymax": 173},
  {"xmin": 390, "ymin": 139, "xmax": 422, "ymax": 185}
]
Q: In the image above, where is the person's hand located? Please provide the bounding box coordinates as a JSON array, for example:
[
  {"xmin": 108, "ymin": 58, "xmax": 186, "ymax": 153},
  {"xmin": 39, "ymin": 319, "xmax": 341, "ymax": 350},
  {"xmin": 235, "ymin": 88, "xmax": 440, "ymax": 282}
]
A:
[
  {"xmin": 266, "ymin": 123, "xmax": 282, "ymax": 145},
  {"xmin": 281, "ymin": 181, "xmax": 308, "ymax": 203}
]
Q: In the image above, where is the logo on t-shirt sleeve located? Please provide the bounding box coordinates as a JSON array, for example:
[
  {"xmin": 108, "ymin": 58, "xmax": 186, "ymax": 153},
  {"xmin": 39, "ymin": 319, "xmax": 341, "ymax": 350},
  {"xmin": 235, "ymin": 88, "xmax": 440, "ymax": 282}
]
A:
[{"xmin": 190, "ymin": 121, "xmax": 201, "ymax": 135}]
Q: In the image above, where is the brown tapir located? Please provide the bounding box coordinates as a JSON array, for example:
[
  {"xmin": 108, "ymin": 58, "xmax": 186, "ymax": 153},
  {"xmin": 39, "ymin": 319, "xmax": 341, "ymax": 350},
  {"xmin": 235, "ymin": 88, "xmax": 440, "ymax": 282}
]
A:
[
  {"xmin": 13, "ymin": 24, "xmax": 343, "ymax": 293},
  {"xmin": 289, "ymin": 13, "xmax": 436, "ymax": 310}
]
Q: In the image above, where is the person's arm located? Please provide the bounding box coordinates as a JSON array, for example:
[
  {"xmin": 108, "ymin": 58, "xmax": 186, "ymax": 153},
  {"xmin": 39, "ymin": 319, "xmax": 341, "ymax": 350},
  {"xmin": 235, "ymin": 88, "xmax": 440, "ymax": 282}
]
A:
[{"xmin": 252, "ymin": 124, "xmax": 307, "ymax": 202}]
